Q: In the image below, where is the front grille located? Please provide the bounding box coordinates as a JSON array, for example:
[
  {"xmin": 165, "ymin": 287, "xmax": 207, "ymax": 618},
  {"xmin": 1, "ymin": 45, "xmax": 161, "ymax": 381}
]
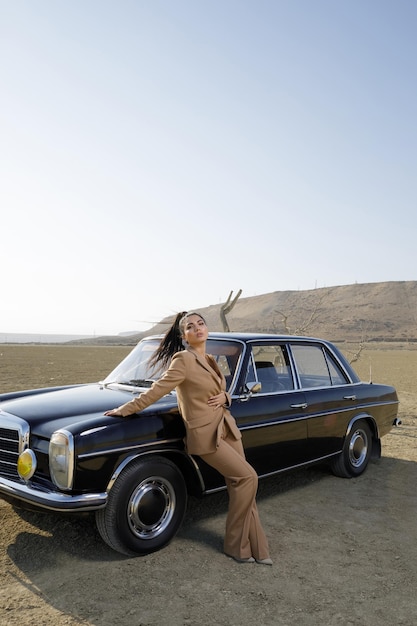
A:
[{"xmin": 0, "ymin": 414, "xmax": 30, "ymax": 480}]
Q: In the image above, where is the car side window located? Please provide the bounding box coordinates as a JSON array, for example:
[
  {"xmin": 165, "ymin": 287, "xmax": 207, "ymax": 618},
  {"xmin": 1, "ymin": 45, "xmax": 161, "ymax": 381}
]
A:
[
  {"xmin": 247, "ymin": 344, "xmax": 294, "ymax": 393},
  {"xmin": 325, "ymin": 353, "xmax": 350, "ymax": 385},
  {"xmin": 290, "ymin": 344, "xmax": 349, "ymax": 388},
  {"xmin": 206, "ymin": 339, "xmax": 243, "ymax": 391}
]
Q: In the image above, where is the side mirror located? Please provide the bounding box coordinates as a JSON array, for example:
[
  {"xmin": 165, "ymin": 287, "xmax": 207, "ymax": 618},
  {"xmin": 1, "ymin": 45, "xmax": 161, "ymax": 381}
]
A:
[
  {"xmin": 239, "ymin": 381, "xmax": 262, "ymax": 402},
  {"xmin": 248, "ymin": 382, "xmax": 261, "ymax": 394}
]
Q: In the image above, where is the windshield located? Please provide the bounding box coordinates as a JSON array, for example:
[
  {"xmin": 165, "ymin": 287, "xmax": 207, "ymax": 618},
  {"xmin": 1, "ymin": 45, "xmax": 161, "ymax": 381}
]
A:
[
  {"xmin": 102, "ymin": 337, "xmax": 244, "ymax": 390},
  {"xmin": 102, "ymin": 339, "xmax": 162, "ymax": 386}
]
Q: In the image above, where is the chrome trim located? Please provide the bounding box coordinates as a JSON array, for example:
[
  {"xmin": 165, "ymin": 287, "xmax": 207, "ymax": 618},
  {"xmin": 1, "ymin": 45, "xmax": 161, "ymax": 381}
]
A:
[
  {"xmin": 236, "ymin": 399, "xmax": 398, "ymax": 431},
  {"xmin": 186, "ymin": 452, "xmax": 205, "ymax": 492},
  {"xmin": 127, "ymin": 474, "xmax": 177, "ymax": 539},
  {"xmin": 105, "ymin": 448, "xmax": 205, "ymax": 495},
  {"xmin": 346, "ymin": 413, "xmax": 377, "ymax": 438},
  {"xmin": 49, "ymin": 429, "xmax": 75, "ymax": 490},
  {"xmin": 106, "ymin": 453, "xmax": 142, "ymax": 492},
  {"xmin": 17, "ymin": 448, "xmax": 37, "ymax": 481},
  {"xmin": 0, "ymin": 475, "xmax": 107, "ymax": 512},
  {"xmin": 0, "ymin": 412, "xmax": 30, "ymax": 453},
  {"xmin": 78, "ymin": 437, "xmax": 184, "ymax": 460},
  {"xmin": 203, "ymin": 451, "xmax": 341, "ymax": 495},
  {"xmin": 238, "ymin": 414, "xmax": 309, "ymax": 430}
]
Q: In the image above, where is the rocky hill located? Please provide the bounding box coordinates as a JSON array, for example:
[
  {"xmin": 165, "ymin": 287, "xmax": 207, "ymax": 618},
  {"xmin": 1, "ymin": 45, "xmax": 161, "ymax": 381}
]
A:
[{"xmin": 91, "ymin": 281, "xmax": 417, "ymax": 346}]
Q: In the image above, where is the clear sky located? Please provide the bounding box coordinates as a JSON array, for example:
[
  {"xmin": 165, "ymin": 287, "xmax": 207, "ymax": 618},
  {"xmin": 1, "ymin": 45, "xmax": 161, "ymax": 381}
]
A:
[{"xmin": 1, "ymin": 1, "xmax": 416, "ymax": 335}]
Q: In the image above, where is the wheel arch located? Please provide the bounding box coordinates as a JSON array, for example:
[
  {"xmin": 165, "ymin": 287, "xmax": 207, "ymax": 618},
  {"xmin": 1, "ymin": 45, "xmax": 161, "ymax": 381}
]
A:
[
  {"xmin": 106, "ymin": 449, "xmax": 204, "ymax": 498},
  {"xmin": 346, "ymin": 413, "xmax": 381, "ymax": 460}
]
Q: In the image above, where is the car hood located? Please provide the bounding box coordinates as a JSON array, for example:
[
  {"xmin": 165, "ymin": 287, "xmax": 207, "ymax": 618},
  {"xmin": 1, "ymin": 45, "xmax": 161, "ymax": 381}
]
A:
[{"xmin": 0, "ymin": 383, "xmax": 178, "ymax": 436}]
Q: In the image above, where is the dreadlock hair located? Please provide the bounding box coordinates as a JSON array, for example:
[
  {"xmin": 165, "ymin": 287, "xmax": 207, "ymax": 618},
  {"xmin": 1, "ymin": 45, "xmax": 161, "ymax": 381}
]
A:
[{"xmin": 148, "ymin": 311, "xmax": 207, "ymax": 372}]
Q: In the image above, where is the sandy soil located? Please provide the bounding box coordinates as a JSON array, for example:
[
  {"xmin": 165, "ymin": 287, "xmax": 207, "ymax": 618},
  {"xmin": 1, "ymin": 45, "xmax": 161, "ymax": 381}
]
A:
[{"xmin": 0, "ymin": 347, "xmax": 416, "ymax": 625}]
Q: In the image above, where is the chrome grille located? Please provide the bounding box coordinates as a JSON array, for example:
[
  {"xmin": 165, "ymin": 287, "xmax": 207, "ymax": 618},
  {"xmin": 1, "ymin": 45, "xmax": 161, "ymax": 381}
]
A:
[{"xmin": 0, "ymin": 414, "xmax": 30, "ymax": 480}]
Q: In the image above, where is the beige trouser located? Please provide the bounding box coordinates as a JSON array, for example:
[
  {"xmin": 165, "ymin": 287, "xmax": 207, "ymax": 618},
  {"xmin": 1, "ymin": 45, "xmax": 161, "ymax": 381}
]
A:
[{"xmin": 199, "ymin": 424, "xmax": 270, "ymax": 561}]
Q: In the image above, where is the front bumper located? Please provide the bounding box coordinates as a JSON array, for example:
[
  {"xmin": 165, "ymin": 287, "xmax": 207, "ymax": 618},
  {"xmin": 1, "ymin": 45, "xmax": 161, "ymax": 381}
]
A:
[{"xmin": 0, "ymin": 475, "xmax": 107, "ymax": 512}]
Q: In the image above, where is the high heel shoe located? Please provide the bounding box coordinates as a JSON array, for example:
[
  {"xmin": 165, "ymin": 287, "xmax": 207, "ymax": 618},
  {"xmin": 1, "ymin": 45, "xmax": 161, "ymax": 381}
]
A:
[
  {"xmin": 225, "ymin": 553, "xmax": 255, "ymax": 563},
  {"xmin": 255, "ymin": 557, "xmax": 273, "ymax": 566}
]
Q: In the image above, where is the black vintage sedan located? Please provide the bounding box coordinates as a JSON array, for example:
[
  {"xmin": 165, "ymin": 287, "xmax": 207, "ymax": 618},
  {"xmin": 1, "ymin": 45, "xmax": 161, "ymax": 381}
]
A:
[{"xmin": 0, "ymin": 333, "xmax": 399, "ymax": 556}]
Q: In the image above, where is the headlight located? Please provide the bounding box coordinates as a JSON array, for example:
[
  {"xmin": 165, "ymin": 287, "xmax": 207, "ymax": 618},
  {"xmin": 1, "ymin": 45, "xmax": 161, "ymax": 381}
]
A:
[
  {"xmin": 17, "ymin": 449, "xmax": 37, "ymax": 481},
  {"xmin": 49, "ymin": 430, "xmax": 74, "ymax": 490}
]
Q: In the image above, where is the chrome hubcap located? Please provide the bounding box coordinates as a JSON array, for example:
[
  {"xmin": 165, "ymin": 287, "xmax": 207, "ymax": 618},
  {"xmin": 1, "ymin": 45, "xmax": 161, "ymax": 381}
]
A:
[
  {"xmin": 127, "ymin": 476, "xmax": 176, "ymax": 539},
  {"xmin": 348, "ymin": 429, "xmax": 368, "ymax": 468}
]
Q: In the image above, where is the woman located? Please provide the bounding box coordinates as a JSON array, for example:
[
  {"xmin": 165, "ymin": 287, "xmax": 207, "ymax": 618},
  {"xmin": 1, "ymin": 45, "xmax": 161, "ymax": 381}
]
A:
[{"xmin": 105, "ymin": 311, "xmax": 272, "ymax": 565}]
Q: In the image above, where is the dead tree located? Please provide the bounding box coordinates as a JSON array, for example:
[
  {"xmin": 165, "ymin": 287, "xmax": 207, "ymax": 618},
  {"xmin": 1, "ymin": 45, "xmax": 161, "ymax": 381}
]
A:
[
  {"xmin": 220, "ymin": 290, "xmax": 242, "ymax": 332},
  {"xmin": 273, "ymin": 290, "xmax": 370, "ymax": 365},
  {"xmin": 346, "ymin": 321, "xmax": 375, "ymax": 364},
  {"xmin": 348, "ymin": 341, "xmax": 365, "ymax": 364},
  {"xmin": 273, "ymin": 288, "xmax": 332, "ymax": 335}
]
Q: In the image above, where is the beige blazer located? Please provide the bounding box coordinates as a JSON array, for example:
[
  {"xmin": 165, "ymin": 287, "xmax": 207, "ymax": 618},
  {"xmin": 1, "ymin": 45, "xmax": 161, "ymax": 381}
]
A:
[{"xmin": 116, "ymin": 347, "xmax": 241, "ymax": 455}]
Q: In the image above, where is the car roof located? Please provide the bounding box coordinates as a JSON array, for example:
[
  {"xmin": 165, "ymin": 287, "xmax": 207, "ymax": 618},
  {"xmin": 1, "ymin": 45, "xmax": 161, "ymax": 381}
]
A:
[{"xmin": 144, "ymin": 332, "xmax": 332, "ymax": 344}]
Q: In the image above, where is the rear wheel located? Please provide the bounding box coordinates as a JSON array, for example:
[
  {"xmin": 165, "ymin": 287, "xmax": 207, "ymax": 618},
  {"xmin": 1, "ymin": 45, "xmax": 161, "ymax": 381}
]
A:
[
  {"xmin": 96, "ymin": 456, "xmax": 187, "ymax": 556},
  {"xmin": 331, "ymin": 420, "xmax": 372, "ymax": 478}
]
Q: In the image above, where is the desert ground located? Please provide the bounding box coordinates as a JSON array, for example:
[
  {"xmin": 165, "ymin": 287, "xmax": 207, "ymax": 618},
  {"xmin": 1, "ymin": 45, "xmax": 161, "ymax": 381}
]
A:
[{"xmin": 0, "ymin": 344, "xmax": 416, "ymax": 625}]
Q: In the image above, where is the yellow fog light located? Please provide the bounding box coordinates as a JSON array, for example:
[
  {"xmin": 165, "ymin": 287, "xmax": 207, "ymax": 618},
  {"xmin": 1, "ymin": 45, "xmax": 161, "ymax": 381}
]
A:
[{"xmin": 17, "ymin": 449, "xmax": 37, "ymax": 481}]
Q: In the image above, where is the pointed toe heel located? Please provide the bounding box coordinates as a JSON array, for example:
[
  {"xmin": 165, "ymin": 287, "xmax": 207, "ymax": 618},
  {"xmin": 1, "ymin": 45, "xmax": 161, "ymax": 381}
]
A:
[{"xmin": 225, "ymin": 553, "xmax": 255, "ymax": 563}]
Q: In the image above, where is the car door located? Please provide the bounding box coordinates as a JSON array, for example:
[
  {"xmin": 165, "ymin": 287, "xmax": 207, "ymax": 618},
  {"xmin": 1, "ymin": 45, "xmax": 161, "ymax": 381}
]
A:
[
  {"xmin": 231, "ymin": 342, "xmax": 309, "ymax": 475},
  {"xmin": 289, "ymin": 342, "xmax": 359, "ymax": 459}
]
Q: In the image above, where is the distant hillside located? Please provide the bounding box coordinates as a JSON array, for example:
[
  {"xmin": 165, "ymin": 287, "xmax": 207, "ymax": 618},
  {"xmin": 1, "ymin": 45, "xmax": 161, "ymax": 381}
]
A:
[
  {"xmin": 134, "ymin": 281, "xmax": 417, "ymax": 344},
  {"xmin": 73, "ymin": 281, "xmax": 417, "ymax": 346},
  {"xmin": 211, "ymin": 281, "xmax": 417, "ymax": 342}
]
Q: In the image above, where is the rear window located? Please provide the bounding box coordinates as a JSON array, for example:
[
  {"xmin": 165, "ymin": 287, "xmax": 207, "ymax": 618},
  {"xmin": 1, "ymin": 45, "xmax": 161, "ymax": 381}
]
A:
[{"xmin": 290, "ymin": 344, "xmax": 349, "ymax": 388}]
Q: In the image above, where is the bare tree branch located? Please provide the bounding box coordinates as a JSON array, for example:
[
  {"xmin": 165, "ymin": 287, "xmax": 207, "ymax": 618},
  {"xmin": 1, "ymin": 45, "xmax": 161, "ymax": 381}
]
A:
[
  {"xmin": 348, "ymin": 341, "xmax": 365, "ymax": 364},
  {"xmin": 272, "ymin": 288, "xmax": 333, "ymax": 335},
  {"xmin": 220, "ymin": 290, "xmax": 242, "ymax": 332}
]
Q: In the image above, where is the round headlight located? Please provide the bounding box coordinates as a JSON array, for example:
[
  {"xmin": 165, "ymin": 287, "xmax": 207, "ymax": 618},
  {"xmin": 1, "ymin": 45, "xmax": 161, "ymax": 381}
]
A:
[
  {"xmin": 49, "ymin": 430, "xmax": 74, "ymax": 490},
  {"xmin": 17, "ymin": 449, "xmax": 37, "ymax": 481}
]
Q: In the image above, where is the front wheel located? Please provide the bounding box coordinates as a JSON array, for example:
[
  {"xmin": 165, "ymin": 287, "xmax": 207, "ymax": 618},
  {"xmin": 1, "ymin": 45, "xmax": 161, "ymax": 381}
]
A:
[
  {"xmin": 96, "ymin": 456, "xmax": 187, "ymax": 556},
  {"xmin": 330, "ymin": 420, "xmax": 372, "ymax": 478}
]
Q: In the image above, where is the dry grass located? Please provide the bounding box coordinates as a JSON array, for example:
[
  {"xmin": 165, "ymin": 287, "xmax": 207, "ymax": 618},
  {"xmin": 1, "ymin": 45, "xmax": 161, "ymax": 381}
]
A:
[
  {"xmin": 1, "ymin": 343, "xmax": 415, "ymax": 463},
  {"xmin": 0, "ymin": 345, "xmax": 131, "ymax": 393}
]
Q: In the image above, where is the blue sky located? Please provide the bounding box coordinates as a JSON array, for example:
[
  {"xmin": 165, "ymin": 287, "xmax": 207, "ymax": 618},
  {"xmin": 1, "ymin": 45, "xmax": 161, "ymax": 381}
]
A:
[{"xmin": 1, "ymin": 1, "xmax": 416, "ymax": 335}]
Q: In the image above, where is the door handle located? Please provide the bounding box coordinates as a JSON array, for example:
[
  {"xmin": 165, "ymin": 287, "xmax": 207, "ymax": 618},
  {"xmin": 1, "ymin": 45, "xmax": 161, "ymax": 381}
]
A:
[
  {"xmin": 290, "ymin": 403, "xmax": 308, "ymax": 409},
  {"xmin": 343, "ymin": 395, "xmax": 357, "ymax": 401}
]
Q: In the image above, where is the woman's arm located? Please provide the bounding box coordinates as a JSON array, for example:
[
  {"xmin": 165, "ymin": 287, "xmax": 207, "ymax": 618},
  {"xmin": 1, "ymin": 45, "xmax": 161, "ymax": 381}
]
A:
[{"xmin": 105, "ymin": 352, "xmax": 187, "ymax": 417}]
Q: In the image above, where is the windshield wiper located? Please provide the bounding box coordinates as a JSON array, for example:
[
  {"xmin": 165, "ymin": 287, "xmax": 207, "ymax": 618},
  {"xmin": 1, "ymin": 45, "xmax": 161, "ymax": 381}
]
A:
[
  {"xmin": 128, "ymin": 379, "xmax": 155, "ymax": 387},
  {"xmin": 102, "ymin": 379, "xmax": 155, "ymax": 389}
]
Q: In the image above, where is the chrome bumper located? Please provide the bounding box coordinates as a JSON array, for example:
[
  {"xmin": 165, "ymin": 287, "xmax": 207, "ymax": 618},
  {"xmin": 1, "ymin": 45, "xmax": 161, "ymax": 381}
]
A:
[{"xmin": 0, "ymin": 476, "xmax": 107, "ymax": 512}]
